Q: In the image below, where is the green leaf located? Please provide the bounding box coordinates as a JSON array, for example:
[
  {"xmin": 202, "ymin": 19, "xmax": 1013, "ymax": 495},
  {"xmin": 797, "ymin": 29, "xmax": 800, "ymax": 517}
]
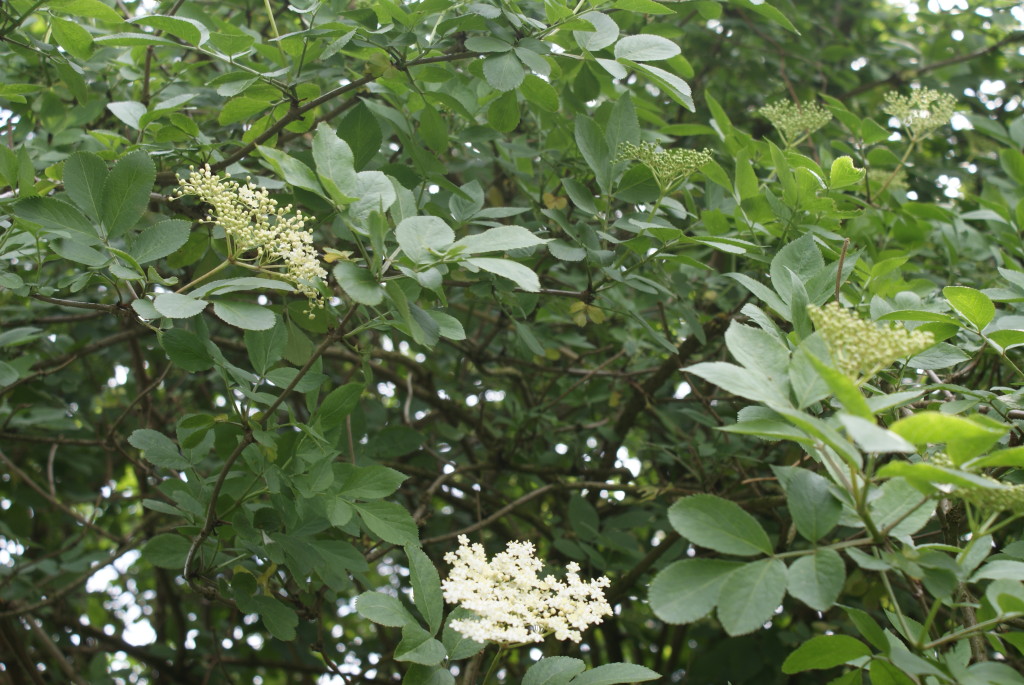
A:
[
  {"xmin": 49, "ymin": 16, "xmax": 93, "ymax": 61},
  {"xmin": 333, "ymin": 262, "xmax": 385, "ymax": 306},
  {"xmin": 250, "ymin": 595, "xmax": 298, "ymax": 641},
  {"xmin": 773, "ymin": 466, "xmax": 841, "ymax": 543},
  {"xmin": 15, "ymin": 197, "xmax": 97, "ymax": 237},
  {"xmin": 464, "ymin": 257, "xmax": 541, "ymax": 292},
  {"xmin": 829, "ymin": 156, "xmax": 865, "ymax": 188},
  {"xmin": 786, "ymin": 549, "xmax": 845, "ymax": 611},
  {"xmin": 349, "ymin": 171, "xmax": 397, "ymax": 221},
  {"xmin": 406, "ymin": 546, "xmax": 443, "ymax": 634},
  {"xmin": 102, "ymin": 150, "xmax": 155, "ymax": 237},
  {"xmin": 129, "ymin": 428, "xmax": 188, "ymax": 469},
  {"xmin": 944, "ymin": 286, "xmax": 995, "ymax": 330},
  {"xmin": 212, "ymin": 300, "xmax": 276, "ymax": 330},
  {"xmin": 716, "ymin": 558, "xmax": 788, "ymax": 636},
  {"xmin": 523, "ymin": 657, "xmax": 586, "ymax": 685},
  {"xmin": 483, "ymin": 52, "xmax": 524, "ymax": 91},
  {"xmin": 668, "ymin": 494, "xmax": 772, "ymax": 556},
  {"xmin": 452, "ymin": 226, "xmax": 549, "ymax": 255},
  {"xmin": 781, "ymin": 635, "xmax": 871, "ymax": 674},
  {"xmin": 336, "ymin": 464, "xmax": 408, "ymax": 499},
  {"xmin": 648, "ymin": 558, "xmax": 741, "ymax": 624},
  {"xmin": 442, "ymin": 608, "xmax": 486, "ymax": 660},
  {"xmin": 245, "ymin": 319, "xmax": 287, "ymax": 375},
  {"xmin": 613, "ymin": 34, "xmax": 680, "ymax": 62},
  {"xmin": 684, "ymin": 361, "xmax": 785, "ymax": 405},
  {"xmin": 313, "ymin": 122, "xmax": 358, "ymax": 204},
  {"xmin": 732, "ymin": 0, "xmax": 799, "ymax": 34},
  {"xmin": 133, "ymin": 15, "xmax": 209, "ymax": 46},
  {"xmin": 316, "ymin": 383, "xmax": 363, "ymax": 427},
  {"xmin": 805, "ymin": 353, "xmax": 872, "ymax": 420},
  {"xmin": 396, "ymin": 216, "xmax": 455, "ymax": 264},
  {"xmin": 573, "ymin": 11, "xmax": 619, "ymax": 51},
  {"xmin": 395, "ymin": 625, "xmax": 446, "ymax": 665},
  {"xmin": 131, "ymin": 220, "xmax": 191, "ymax": 263},
  {"xmin": 49, "ymin": 0, "xmax": 124, "ymax": 23},
  {"xmin": 428, "ymin": 311, "xmax": 466, "ymax": 341},
  {"xmin": 340, "ymin": 101, "xmax": 383, "ymax": 170},
  {"xmin": 355, "ymin": 501, "xmax": 419, "ymax": 546},
  {"xmin": 160, "ymin": 328, "xmax": 214, "ymax": 373},
  {"xmin": 141, "ymin": 534, "xmax": 191, "ymax": 569},
  {"xmin": 257, "ymin": 145, "xmax": 324, "ymax": 197},
  {"xmin": 889, "ymin": 411, "xmax": 1007, "ymax": 465},
  {"xmin": 404, "ymin": 665, "xmax": 456, "ymax": 685},
  {"xmin": 107, "ymin": 100, "xmax": 148, "ymax": 129},
  {"xmin": 520, "ymin": 74, "xmax": 560, "ymax": 112},
  {"xmin": 153, "ymin": 293, "xmax": 208, "ymax": 319},
  {"xmin": 575, "ymin": 118, "xmax": 611, "ymax": 194},
  {"xmin": 626, "ymin": 62, "xmax": 694, "ymax": 111},
  {"xmin": 571, "ymin": 663, "xmax": 661, "ymax": 685},
  {"xmin": 190, "ymin": 277, "xmax": 295, "ymax": 298},
  {"xmin": 356, "ymin": 591, "xmax": 418, "ymax": 627},
  {"xmin": 486, "ymin": 90, "xmax": 521, "ymax": 133}
]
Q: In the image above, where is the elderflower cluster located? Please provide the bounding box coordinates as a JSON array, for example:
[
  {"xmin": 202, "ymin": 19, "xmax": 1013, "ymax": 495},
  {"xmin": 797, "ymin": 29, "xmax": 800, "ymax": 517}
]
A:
[
  {"xmin": 441, "ymin": 535, "xmax": 612, "ymax": 645},
  {"xmin": 758, "ymin": 100, "xmax": 832, "ymax": 143},
  {"xmin": 177, "ymin": 165, "xmax": 327, "ymax": 307},
  {"xmin": 615, "ymin": 142, "xmax": 712, "ymax": 191},
  {"xmin": 882, "ymin": 88, "xmax": 957, "ymax": 140},
  {"xmin": 954, "ymin": 484, "xmax": 1024, "ymax": 513},
  {"xmin": 807, "ymin": 302, "xmax": 934, "ymax": 381}
]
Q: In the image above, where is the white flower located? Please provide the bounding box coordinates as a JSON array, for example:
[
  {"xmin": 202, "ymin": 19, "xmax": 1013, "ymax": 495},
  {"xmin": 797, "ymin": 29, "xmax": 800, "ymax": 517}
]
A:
[
  {"xmin": 177, "ymin": 165, "xmax": 328, "ymax": 307},
  {"xmin": 441, "ymin": 535, "xmax": 612, "ymax": 645}
]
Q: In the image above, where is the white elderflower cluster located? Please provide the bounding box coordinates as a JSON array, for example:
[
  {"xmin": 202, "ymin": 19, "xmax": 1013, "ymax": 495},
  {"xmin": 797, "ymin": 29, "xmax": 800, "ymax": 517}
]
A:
[
  {"xmin": 758, "ymin": 100, "xmax": 832, "ymax": 144},
  {"xmin": 441, "ymin": 535, "xmax": 612, "ymax": 645},
  {"xmin": 177, "ymin": 165, "xmax": 327, "ymax": 307},
  {"xmin": 808, "ymin": 302, "xmax": 934, "ymax": 382},
  {"xmin": 882, "ymin": 88, "xmax": 956, "ymax": 140}
]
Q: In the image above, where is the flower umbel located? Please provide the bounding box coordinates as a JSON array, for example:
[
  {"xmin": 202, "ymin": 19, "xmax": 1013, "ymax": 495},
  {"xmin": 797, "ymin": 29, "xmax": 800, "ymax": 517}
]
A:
[
  {"xmin": 758, "ymin": 100, "xmax": 832, "ymax": 145},
  {"xmin": 808, "ymin": 302, "xmax": 934, "ymax": 382},
  {"xmin": 176, "ymin": 165, "xmax": 327, "ymax": 306},
  {"xmin": 441, "ymin": 535, "xmax": 612, "ymax": 645},
  {"xmin": 882, "ymin": 88, "xmax": 956, "ymax": 140},
  {"xmin": 615, "ymin": 142, "xmax": 712, "ymax": 192}
]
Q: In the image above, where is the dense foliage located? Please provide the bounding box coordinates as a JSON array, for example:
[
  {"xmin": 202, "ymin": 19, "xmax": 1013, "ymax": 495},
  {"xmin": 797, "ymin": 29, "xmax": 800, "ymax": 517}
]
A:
[{"xmin": 2, "ymin": 0, "xmax": 1024, "ymax": 683}]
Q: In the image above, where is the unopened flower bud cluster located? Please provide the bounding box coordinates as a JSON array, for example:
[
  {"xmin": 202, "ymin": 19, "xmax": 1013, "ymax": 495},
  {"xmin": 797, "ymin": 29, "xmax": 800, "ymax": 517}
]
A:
[
  {"xmin": 177, "ymin": 165, "xmax": 327, "ymax": 306},
  {"xmin": 808, "ymin": 302, "xmax": 934, "ymax": 381},
  {"xmin": 441, "ymin": 535, "xmax": 612, "ymax": 645},
  {"xmin": 882, "ymin": 88, "xmax": 956, "ymax": 140},
  {"xmin": 758, "ymin": 100, "xmax": 832, "ymax": 143},
  {"xmin": 953, "ymin": 481, "xmax": 1024, "ymax": 513},
  {"xmin": 615, "ymin": 142, "xmax": 712, "ymax": 191}
]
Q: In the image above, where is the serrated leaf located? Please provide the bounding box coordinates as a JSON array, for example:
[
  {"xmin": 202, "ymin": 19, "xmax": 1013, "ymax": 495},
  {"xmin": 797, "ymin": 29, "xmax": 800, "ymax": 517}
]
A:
[
  {"xmin": 141, "ymin": 534, "xmax": 191, "ymax": 569},
  {"xmin": 786, "ymin": 549, "xmax": 845, "ymax": 611},
  {"xmin": 153, "ymin": 293, "xmax": 208, "ymax": 319},
  {"xmin": 668, "ymin": 494, "xmax": 772, "ymax": 556},
  {"xmin": 160, "ymin": 328, "xmax": 214, "ymax": 372},
  {"xmin": 483, "ymin": 52, "xmax": 524, "ymax": 91},
  {"xmin": 356, "ymin": 591, "xmax": 417, "ymax": 627},
  {"xmin": 452, "ymin": 225, "xmax": 549, "ymax": 255},
  {"xmin": 613, "ymin": 34, "xmax": 680, "ymax": 62},
  {"xmin": 107, "ymin": 101, "xmax": 148, "ymax": 129},
  {"xmin": 571, "ymin": 663, "xmax": 661, "ymax": 685},
  {"xmin": 649, "ymin": 558, "xmax": 741, "ymax": 624},
  {"xmin": 212, "ymin": 300, "xmax": 276, "ymax": 330},
  {"xmin": 782, "ymin": 635, "xmax": 870, "ymax": 674},
  {"xmin": 717, "ymin": 558, "xmax": 788, "ymax": 636},
  {"xmin": 129, "ymin": 428, "xmax": 188, "ymax": 469},
  {"xmin": 773, "ymin": 466, "xmax": 841, "ymax": 543},
  {"xmin": 101, "ymin": 150, "xmax": 155, "ymax": 237},
  {"xmin": 396, "ymin": 216, "xmax": 454, "ymax": 264},
  {"xmin": 464, "ymin": 257, "xmax": 541, "ymax": 292},
  {"xmin": 523, "ymin": 657, "xmax": 586, "ymax": 685},
  {"xmin": 406, "ymin": 546, "xmax": 443, "ymax": 634},
  {"xmin": 944, "ymin": 285, "xmax": 995, "ymax": 330},
  {"xmin": 355, "ymin": 501, "xmax": 419, "ymax": 546},
  {"xmin": 131, "ymin": 220, "xmax": 191, "ymax": 263},
  {"xmin": 133, "ymin": 15, "xmax": 209, "ymax": 46}
]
